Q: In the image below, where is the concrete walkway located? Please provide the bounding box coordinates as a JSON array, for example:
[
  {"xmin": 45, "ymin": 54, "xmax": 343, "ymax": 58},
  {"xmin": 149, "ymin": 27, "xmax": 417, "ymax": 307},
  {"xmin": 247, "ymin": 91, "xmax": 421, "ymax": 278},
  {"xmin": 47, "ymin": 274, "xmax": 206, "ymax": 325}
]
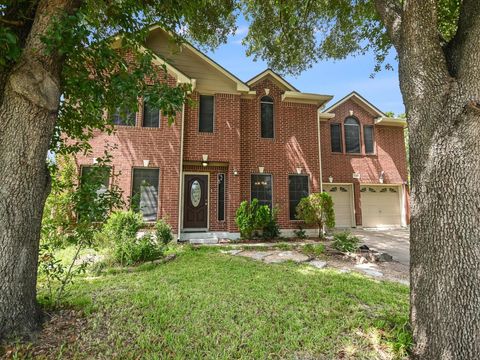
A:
[{"xmin": 351, "ymin": 228, "xmax": 410, "ymax": 265}]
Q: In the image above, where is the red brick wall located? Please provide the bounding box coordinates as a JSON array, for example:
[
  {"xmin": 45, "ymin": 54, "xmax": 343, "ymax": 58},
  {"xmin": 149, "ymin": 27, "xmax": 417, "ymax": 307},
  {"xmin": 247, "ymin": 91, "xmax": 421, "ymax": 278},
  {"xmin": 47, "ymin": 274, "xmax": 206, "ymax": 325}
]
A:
[
  {"xmin": 75, "ymin": 69, "xmax": 182, "ymax": 232},
  {"xmin": 240, "ymin": 79, "xmax": 321, "ymax": 229},
  {"xmin": 76, "ymin": 58, "xmax": 409, "ymax": 233},
  {"xmin": 320, "ymin": 98, "xmax": 409, "ymax": 225},
  {"xmin": 183, "ymin": 92, "xmax": 242, "ymax": 232}
]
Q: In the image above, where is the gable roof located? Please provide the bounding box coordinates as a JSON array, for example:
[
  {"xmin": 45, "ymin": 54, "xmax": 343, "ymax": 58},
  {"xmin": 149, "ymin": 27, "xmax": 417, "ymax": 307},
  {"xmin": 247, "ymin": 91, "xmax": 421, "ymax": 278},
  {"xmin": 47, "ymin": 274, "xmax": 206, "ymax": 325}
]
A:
[
  {"xmin": 147, "ymin": 25, "xmax": 249, "ymax": 93},
  {"xmin": 246, "ymin": 69, "xmax": 299, "ymax": 92},
  {"xmin": 324, "ymin": 91, "xmax": 386, "ymax": 117}
]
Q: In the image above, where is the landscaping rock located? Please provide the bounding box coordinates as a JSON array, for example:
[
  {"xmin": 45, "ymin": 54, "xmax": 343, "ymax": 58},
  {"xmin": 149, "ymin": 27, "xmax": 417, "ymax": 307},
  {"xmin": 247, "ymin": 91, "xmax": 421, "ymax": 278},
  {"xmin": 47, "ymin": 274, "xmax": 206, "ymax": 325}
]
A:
[
  {"xmin": 220, "ymin": 249, "xmax": 243, "ymax": 255},
  {"xmin": 359, "ymin": 244, "xmax": 370, "ymax": 251},
  {"xmin": 238, "ymin": 251, "xmax": 274, "ymax": 261},
  {"xmin": 354, "ymin": 263, "xmax": 383, "ymax": 277},
  {"xmin": 307, "ymin": 260, "xmax": 327, "ymax": 269},
  {"xmin": 74, "ymin": 253, "xmax": 105, "ymax": 266},
  {"xmin": 375, "ymin": 252, "xmax": 393, "ymax": 262},
  {"xmin": 263, "ymin": 251, "xmax": 310, "ymax": 264}
]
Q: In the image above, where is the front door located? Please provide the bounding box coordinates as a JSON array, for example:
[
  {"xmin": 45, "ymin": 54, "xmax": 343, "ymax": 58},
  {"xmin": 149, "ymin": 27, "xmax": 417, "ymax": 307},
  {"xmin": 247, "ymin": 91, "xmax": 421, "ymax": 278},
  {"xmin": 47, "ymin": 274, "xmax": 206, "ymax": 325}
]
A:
[{"xmin": 183, "ymin": 174, "xmax": 208, "ymax": 229}]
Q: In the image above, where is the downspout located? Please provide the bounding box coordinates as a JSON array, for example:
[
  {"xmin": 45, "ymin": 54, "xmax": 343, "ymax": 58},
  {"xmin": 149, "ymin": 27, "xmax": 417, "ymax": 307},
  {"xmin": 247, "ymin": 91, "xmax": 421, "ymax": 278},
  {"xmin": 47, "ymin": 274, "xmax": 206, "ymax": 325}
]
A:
[
  {"xmin": 317, "ymin": 109, "xmax": 325, "ymax": 237},
  {"xmin": 317, "ymin": 109, "xmax": 324, "ymax": 193},
  {"xmin": 177, "ymin": 102, "xmax": 186, "ymax": 242}
]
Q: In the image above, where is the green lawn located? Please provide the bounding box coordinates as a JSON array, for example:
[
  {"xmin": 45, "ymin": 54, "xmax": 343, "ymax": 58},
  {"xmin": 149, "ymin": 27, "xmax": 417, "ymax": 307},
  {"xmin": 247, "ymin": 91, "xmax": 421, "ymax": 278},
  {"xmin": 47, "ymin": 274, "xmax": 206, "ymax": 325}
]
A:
[{"xmin": 11, "ymin": 247, "xmax": 410, "ymax": 359}]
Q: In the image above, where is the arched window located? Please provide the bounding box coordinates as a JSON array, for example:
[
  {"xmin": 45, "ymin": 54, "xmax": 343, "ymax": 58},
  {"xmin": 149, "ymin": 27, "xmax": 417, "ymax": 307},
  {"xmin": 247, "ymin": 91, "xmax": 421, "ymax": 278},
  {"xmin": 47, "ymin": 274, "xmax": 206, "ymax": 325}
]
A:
[
  {"xmin": 260, "ymin": 96, "xmax": 274, "ymax": 138},
  {"xmin": 344, "ymin": 117, "xmax": 360, "ymax": 153}
]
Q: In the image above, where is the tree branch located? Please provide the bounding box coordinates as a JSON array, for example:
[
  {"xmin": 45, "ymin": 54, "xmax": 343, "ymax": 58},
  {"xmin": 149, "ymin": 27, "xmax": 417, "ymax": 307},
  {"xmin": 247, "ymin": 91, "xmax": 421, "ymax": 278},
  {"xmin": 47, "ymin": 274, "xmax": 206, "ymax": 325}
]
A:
[
  {"xmin": 446, "ymin": 0, "xmax": 480, "ymax": 85},
  {"xmin": 0, "ymin": 18, "xmax": 25, "ymax": 27},
  {"xmin": 373, "ymin": 0, "xmax": 402, "ymax": 50}
]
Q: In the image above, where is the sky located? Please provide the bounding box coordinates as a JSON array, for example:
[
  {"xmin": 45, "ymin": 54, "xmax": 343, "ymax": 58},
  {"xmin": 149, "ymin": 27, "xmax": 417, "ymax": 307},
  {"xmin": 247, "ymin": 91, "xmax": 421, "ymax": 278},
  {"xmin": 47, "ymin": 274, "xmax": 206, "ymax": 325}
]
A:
[{"xmin": 205, "ymin": 22, "xmax": 405, "ymax": 116}]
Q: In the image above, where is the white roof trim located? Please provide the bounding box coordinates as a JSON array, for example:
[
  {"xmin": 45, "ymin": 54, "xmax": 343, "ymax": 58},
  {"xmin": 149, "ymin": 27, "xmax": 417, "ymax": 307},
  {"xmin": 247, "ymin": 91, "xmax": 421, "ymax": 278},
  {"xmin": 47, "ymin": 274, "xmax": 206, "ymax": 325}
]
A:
[
  {"xmin": 324, "ymin": 91, "xmax": 386, "ymax": 117},
  {"xmin": 149, "ymin": 25, "xmax": 250, "ymax": 93},
  {"xmin": 318, "ymin": 112, "xmax": 336, "ymax": 121},
  {"xmin": 247, "ymin": 69, "xmax": 298, "ymax": 92},
  {"xmin": 138, "ymin": 46, "xmax": 194, "ymax": 87},
  {"xmin": 375, "ymin": 117, "xmax": 407, "ymax": 127},
  {"xmin": 110, "ymin": 37, "xmax": 195, "ymax": 89},
  {"xmin": 282, "ymin": 91, "xmax": 333, "ymax": 107}
]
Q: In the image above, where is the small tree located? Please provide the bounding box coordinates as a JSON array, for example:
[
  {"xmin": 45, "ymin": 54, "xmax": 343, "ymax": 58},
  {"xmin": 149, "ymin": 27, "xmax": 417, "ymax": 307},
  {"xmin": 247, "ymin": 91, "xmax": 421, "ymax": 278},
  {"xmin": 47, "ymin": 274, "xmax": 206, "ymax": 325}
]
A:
[
  {"xmin": 296, "ymin": 192, "xmax": 335, "ymax": 239},
  {"xmin": 39, "ymin": 152, "xmax": 124, "ymax": 305}
]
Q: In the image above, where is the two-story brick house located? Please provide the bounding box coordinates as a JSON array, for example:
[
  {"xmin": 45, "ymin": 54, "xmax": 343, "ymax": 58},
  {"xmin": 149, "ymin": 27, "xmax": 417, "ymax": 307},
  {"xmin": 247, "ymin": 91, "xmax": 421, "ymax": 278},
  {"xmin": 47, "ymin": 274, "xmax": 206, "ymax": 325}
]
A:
[{"xmin": 76, "ymin": 27, "xmax": 408, "ymax": 241}]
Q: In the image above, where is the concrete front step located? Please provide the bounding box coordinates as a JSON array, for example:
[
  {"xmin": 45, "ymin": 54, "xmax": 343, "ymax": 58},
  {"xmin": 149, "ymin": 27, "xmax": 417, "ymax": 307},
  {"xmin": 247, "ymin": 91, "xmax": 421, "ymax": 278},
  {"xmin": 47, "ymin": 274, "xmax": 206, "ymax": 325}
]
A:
[
  {"xmin": 181, "ymin": 232, "xmax": 222, "ymax": 244},
  {"xmin": 188, "ymin": 238, "xmax": 219, "ymax": 244}
]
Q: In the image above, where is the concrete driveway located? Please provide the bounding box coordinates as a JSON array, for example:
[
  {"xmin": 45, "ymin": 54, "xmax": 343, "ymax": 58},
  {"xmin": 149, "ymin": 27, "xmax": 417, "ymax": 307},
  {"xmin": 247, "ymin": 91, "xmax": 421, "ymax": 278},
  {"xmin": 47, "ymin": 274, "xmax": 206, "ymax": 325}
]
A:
[{"xmin": 351, "ymin": 228, "xmax": 410, "ymax": 265}]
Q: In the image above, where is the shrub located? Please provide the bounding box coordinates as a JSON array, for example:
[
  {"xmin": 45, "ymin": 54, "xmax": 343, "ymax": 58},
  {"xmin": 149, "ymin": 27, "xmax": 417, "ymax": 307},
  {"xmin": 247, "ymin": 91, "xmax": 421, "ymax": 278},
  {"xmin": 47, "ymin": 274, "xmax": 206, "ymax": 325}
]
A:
[
  {"xmin": 296, "ymin": 192, "xmax": 335, "ymax": 238},
  {"xmin": 235, "ymin": 200, "xmax": 258, "ymax": 239},
  {"xmin": 293, "ymin": 227, "xmax": 307, "ymax": 239},
  {"xmin": 235, "ymin": 199, "xmax": 280, "ymax": 240},
  {"xmin": 101, "ymin": 212, "xmax": 174, "ymax": 266},
  {"xmin": 332, "ymin": 232, "xmax": 360, "ymax": 253},
  {"xmin": 112, "ymin": 232, "xmax": 164, "ymax": 266},
  {"xmin": 155, "ymin": 218, "xmax": 173, "ymax": 245},
  {"xmin": 302, "ymin": 243, "xmax": 325, "ymax": 257},
  {"xmin": 102, "ymin": 210, "xmax": 144, "ymax": 241},
  {"xmin": 261, "ymin": 206, "xmax": 281, "ymax": 240}
]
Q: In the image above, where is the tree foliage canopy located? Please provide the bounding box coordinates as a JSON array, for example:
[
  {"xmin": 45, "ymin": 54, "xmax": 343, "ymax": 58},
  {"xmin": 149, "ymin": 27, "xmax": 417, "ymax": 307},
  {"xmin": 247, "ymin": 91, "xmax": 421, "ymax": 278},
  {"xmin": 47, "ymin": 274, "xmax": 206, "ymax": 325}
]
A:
[
  {"xmin": 1, "ymin": 0, "xmax": 238, "ymax": 155},
  {"xmin": 242, "ymin": 0, "xmax": 461, "ymax": 75}
]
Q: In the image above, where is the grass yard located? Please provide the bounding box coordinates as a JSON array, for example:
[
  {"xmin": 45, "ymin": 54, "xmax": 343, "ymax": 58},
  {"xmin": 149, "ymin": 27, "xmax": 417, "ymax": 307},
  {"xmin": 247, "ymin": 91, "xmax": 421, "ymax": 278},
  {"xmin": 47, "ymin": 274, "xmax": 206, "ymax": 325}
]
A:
[{"xmin": 6, "ymin": 247, "xmax": 410, "ymax": 359}]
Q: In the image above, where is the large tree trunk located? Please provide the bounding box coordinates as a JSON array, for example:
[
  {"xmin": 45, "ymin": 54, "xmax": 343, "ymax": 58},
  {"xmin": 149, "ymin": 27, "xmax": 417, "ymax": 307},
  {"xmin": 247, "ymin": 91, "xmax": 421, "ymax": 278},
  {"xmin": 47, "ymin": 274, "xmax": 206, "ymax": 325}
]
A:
[
  {"xmin": 0, "ymin": 0, "xmax": 78, "ymax": 340},
  {"xmin": 397, "ymin": 2, "xmax": 480, "ymax": 358},
  {"xmin": 408, "ymin": 98, "xmax": 480, "ymax": 359}
]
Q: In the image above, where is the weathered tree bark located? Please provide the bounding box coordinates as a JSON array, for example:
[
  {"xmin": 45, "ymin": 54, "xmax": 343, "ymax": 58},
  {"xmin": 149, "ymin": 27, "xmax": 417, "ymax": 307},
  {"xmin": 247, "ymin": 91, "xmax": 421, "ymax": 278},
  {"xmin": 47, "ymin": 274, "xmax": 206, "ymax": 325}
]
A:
[
  {"xmin": 0, "ymin": 0, "xmax": 80, "ymax": 340},
  {"xmin": 375, "ymin": 1, "xmax": 480, "ymax": 358}
]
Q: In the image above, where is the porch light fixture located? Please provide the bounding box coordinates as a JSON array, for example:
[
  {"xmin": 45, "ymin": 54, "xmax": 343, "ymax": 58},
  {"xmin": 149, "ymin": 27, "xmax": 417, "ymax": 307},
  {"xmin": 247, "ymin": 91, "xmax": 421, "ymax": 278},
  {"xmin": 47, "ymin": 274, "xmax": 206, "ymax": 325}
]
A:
[
  {"xmin": 202, "ymin": 154, "xmax": 208, "ymax": 167},
  {"xmin": 328, "ymin": 175, "xmax": 333, "ymax": 183},
  {"xmin": 258, "ymin": 166, "xmax": 265, "ymax": 173},
  {"xmin": 92, "ymin": 157, "xmax": 98, "ymax": 164},
  {"xmin": 143, "ymin": 159, "xmax": 150, "ymax": 167},
  {"xmin": 296, "ymin": 167, "xmax": 302, "ymax": 174},
  {"xmin": 233, "ymin": 168, "xmax": 238, "ymax": 176},
  {"xmin": 379, "ymin": 171, "xmax": 385, "ymax": 184}
]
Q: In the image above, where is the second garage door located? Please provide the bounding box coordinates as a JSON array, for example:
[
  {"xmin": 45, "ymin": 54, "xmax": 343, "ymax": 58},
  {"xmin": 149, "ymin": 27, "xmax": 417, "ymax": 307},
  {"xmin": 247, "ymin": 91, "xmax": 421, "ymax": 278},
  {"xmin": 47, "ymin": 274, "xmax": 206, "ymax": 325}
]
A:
[
  {"xmin": 361, "ymin": 185, "xmax": 402, "ymax": 227},
  {"xmin": 323, "ymin": 184, "xmax": 354, "ymax": 228}
]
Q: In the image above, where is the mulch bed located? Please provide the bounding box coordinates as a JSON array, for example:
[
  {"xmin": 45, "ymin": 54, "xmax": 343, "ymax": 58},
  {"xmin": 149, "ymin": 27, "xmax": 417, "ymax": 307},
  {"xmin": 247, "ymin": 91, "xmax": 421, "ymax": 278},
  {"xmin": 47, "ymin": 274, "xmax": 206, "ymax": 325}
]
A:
[{"xmin": 1, "ymin": 309, "xmax": 87, "ymax": 359}]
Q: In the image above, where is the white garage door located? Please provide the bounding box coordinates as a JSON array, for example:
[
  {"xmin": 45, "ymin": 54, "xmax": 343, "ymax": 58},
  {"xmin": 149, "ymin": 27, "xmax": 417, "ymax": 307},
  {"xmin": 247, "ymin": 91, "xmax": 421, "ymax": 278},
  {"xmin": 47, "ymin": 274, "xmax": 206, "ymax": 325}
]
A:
[
  {"xmin": 361, "ymin": 185, "xmax": 402, "ymax": 227},
  {"xmin": 323, "ymin": 184, "xmax": 353, "ymax": 228}
]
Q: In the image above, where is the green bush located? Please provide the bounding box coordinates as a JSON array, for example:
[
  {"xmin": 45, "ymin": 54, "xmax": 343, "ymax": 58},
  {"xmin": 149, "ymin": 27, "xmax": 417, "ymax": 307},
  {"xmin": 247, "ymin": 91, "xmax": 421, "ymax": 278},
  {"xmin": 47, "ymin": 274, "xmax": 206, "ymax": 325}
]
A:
[
  {"xmin": 332, "ymin": 232, "xmax": 360, "ymax": 253},
  {"xmin": 296, "ymin": 192, "xmax": 335, "ymax": 238},
  {"xmin": 261, "ymin": 206, "xmax": 280, "ymax": 240},
  {"xmin": 302, "ymin": 243, "xmax": 326, "ymax": 257},
  {"xmin": 101, "ymin": 210, "xmax": 167, "ymax": 265},
  {"xmin": 235, "ymin": 199, "xmax": 280, "ymax": 240},
  {"xmin": 155, "ymin": 218, "xmax": 173, "ymax": 245},
  {"xmin": 112, "ymin": 232, "xmax": 164, "ymax": 266},
  {"xmin": 103, "ymin": 210, "xmax": 144, "ymax": 241},
  {"xmin": 293, "ymin": 227, "xmax": 307, "ymax": 239}
]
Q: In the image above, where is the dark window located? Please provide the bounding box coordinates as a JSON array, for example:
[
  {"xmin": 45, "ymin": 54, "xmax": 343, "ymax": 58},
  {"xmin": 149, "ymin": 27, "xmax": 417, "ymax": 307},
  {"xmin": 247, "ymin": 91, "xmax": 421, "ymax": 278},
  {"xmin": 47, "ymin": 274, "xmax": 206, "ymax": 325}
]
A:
[
  {"xmin": 289, "ymin": 175, "xmax": 309, "ymax": 220},
  {"xmin": 251, "ymin": 174, "xmax": 272, "ymax": 209},
  {"xmin": 364, "ymin": 125, "xmax": 374, "ymax": 154},
  {"xmin": 80, "ymin": 166, "xmax": 110, "ymax": 194},
  {"xmin": 199, "ymin": 95, "xmax": 214, "ymax": 132},
  {"xmin": 79, "ymin": 166, "xmax": 111, "ymax": 221},
  {"xmin": 260, "ymin": 96, "xmax": 274, "ymax": 138},
  {"xmin": 330, "ymin": 123, "xmax": 343, "ymax": 153},
  {"xmin": 143, "ymin": 100, "xmax": 160, "ymax": 128},
  {"xmin": 218, "ymin": 173, "xmax": 225, "ymax": 221},
  {"xmin": 111, "ymin": 107, "xmax": 136, "ymax": 126},
  {"xmin": 132, "ymin": 168, "xmax": 159, "ymax": 221},
  {"xmin": 344, "ymin": 117, "xmax": 360, "ymax": 153}
]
